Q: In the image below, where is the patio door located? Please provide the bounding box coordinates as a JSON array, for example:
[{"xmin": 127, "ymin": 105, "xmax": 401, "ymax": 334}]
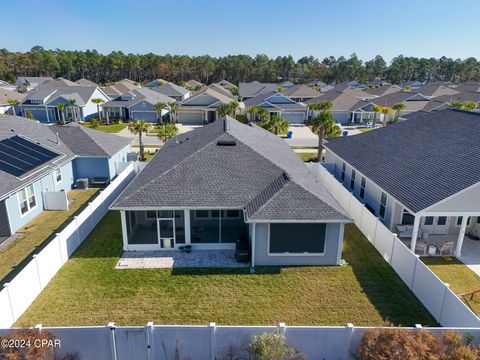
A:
[
  {"xmin": 422, "ymin": 216, "xmax": 450, "ymax": 235},
  {"xmin": 157, "ymin": 218, "xmax": 176, "ymax": 249}
]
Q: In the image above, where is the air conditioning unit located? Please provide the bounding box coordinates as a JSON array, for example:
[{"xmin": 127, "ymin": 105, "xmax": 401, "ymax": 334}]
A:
[{"xmin": 76, "ymin": 178, "xmax": 89, "ymax": 190}]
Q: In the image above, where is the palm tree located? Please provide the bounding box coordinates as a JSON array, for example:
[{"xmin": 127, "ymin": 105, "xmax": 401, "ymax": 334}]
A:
[
  {"xmin": 7, "ymin": 99, "xmax": 19, "ymax": 116},
  {"xmin": 218, "ymin": 103, "xmax": 231, "ymax": 117},
  {"xmin": 452, "ymin": 100, "xmax": 478, "ymax": 111},
  {"xmin": 219, "ymin": 101, "xmax": 240, "ymax": 118},
  {"xmin": 91, "ymin": 98, "xmax": 105, "ymax": 122},
  {"xmin": 256, "ymin": 107, "xmax": 271, "ymax": 122},
  {"xmin": 168, "ymin": 101, "xmax": 179, "ymax": 123},
  {"xmin": 127, "ymin": 120, "xmax": 152, "ymax": 161},
  {"xmin": 68, "ymin": 99, "xmax": 77, "ymax": 123},
  {"xmin": 246, "ymin": 106, "xmax": 260, "ymax": 121},
  {"xmin": 154, "ymin": 102, "xmax": 169, "ymax": 125},
  {"xmin": 56, "ymin": 104, "xmax": 67, "ymax": 125},
  {"xmin": 371, "ymin": 104, "xmax": 383, "ymax": 128},
  {"xmin": 393, "ymin": 103, "xmax": 406, "ymax": 123},
  {"xmin": 380, "ymin": 106, "xmax": 394, "ymax": 125},
  {"xmin": 157, "ymin": 123, "xmax": 179, "ymax": 142},
  {"xmin": 262, "ymin": 115, "xmax": 289, "ymax": 135},
  {"xmin": 308, "ymin": 102, "xmax": 340, "ymax": 162},
  {"xmin": 307, "ymin": 103, "xmax": 322, "ymax": 119},
  {"xmin": 228, "ymin": 101, "xmax": 240, "ymax": 117}
]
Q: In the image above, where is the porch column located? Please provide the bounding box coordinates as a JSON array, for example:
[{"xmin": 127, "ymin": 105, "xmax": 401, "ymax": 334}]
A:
[
  {"xmin": 45, "ymin": 106, "xmax": 50, "ymax": 122},
  {"xmin": 251, "ymin": 223, "xmax": 256, "ymax": 268},
  {"xmin": 350, "ymin": 112, "xmax": 354, "ymax": 123},
  {"xmin": 455, "ymin": 215, "xmax": 469, "ymax": 257},
  {"xmin": 360, "ymin": 112, "xmax": 364, "ymax": 123},
  {"xmin": 410, "ymin": 215, "xmax": 421, "ymax": 252},
  {"xmin": 184, "ymin": 210, "xmax": 191, "ymax": 245},
  {"xmin": 120, "ymin": 211, "xmax": 128, "ymax": 251}
]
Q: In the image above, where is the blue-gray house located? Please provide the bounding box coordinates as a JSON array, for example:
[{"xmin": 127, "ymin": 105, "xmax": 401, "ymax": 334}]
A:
[{"xmin": 0, "ymin": 116, "xmax": 133, "ymax": 243}]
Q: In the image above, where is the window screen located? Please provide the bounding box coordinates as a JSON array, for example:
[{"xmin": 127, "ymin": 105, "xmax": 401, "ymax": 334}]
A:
[{"xmin": 269, "ymin": 223, "xmax": 326, "ymax": 254}]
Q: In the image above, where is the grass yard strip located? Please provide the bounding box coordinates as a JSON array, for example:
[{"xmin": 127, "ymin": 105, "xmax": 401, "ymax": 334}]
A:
[
  {"xmin": 82, "ymin": 123, "xmax": 128, "ymax": 133},
  {"xmin": 423, "ymin": 257, "xmax": 480, "ymax": 315},
  {"xmin": 0, "ymin": 189, "xmax": 99, "ymax": 284},
  {"xmin": 16, "ymin": 212, "xmax": 435, "ymax": 327},
  {"xmin": 298, "ymin": 152, "xmax": 318, "ymax": 162},
  {"xmin": 290, "ymin": 146, "xmax": 318, "ymax": 150},
  {"xmin": 358, "ymin": 128, "xmax": 373, "ymax": 133}
]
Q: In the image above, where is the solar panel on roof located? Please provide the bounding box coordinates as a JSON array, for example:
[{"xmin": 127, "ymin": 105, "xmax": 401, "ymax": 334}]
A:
[{"xmin": 0, "ymin": 135, "xmax": 60, "ymax": 178}]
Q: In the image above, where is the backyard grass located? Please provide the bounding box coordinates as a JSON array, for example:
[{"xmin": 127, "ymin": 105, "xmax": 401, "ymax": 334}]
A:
[
  {"xmin": 298, "ymin": 152, "xmax": 318, "ymax": 162},
  {"xmin": 0, "ymin": 189, "xmax": 99, "ymax": 284},
  {"xmin": 82, "ymin": 123, "xmax": 127, "ymax": 133},
  {"xmin": 15, "ymin": 211, "xmax": 435, "ymax": 327},
  {"xmin": 423, "ymin": 257, "xmax": 480, "ymax": 315}
]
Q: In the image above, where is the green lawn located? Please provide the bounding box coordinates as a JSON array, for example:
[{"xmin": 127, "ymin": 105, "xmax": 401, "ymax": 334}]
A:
[
  {"xmin": 290, "ymin": 146, "xmax": 318, "ymax": 150},
  {"xmin": 0, "ymin": 189, "xmax": 99, "ymax": 284},
  {"xmin": 298, "ymin": 152, "xmax": 318, "ymax": 162},
  {"xmin": 357, "ymin": 128, "xmax": 373, "ymax": 133},
  {"xmin": 423, "ymin": 257, "xmax": 480, "ymax": 315},
  {"xmin": 82, "ymin": 123, "xmax": 127, "ymax": 133},
  {"xmin": 15, "ymin": 212, "xmax": 435, "ymax": 327}
]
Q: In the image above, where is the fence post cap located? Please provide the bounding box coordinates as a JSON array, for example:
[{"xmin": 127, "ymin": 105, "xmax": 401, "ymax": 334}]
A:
[
  {"xmin": 278, "ymin": 322, "xmax": 286, "ymax": 328},
  {"xmin": 209, "ymin": 322, "xmax": 216, "ymax": 327},
  {"xmin": 32, "ymin": 254, "xmax": 37, "ymax": 258},
  {"xmin": 346, "ymin": 323, "xmax": 354, "ymax": 328},
  {"xmin": 414, "ymin": 254, "xmax": 420, "ymax": 258},
  {"xmin": 35, "ymin": 324, "xmax": 43, "ymax": 330},
  {"xmin": 414, "ymin": 324, "xmax": 422, "ymax": 329},
  {"xmin": 444, "ymin": 283, "xmax": 450, "ymax": 287},
  {"xmin": 3, "ymin": 282, "xmax": 10, "ymax": 288},
  {"xmin": 146, "ymin": 321, "xmax": 154, "ymax": 327},
  {"xmin": 107, "ymin": 322, "xmax": 116, "ymax": 329}
]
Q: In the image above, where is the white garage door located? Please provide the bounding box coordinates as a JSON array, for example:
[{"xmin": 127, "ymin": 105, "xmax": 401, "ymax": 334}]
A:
[
  {"xmin": 131, "ymin": 111, "xmax": 158, "ymax": 122},
  {"xmin": 283, "ymin": 112, "xmax": 305, "ymax": 124},
  {"xmin": 178, "ymin": 111, "xmax": 204, "ymax": 125}
]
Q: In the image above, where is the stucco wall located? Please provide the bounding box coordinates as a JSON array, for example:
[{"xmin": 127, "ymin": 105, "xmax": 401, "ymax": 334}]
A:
[
  {"xmin": 4, "ymin": 161, "xmax": 74, "ymax": 234},
  {"xmin": 253, "ymin": 222, "xmax": 343, "ymax": 266}
]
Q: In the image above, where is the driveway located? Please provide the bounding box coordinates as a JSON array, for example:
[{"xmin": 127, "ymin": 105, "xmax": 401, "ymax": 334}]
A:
[
  {"xmin": 284, "ymin": 125, "xmax": 318, "ymax": 147},
  {"xmin": 116, "ymin": 123, "xmax": 201, "ymax": 146}
]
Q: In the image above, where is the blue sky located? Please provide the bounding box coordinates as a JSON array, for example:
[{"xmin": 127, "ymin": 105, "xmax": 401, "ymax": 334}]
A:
[{"xmin": 1, "ymin": 0, "xmax": 479, "ymax": 62}]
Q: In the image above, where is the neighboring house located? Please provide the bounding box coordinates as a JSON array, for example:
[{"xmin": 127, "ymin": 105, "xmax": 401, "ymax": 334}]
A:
[
  {"xmin": 102, "ymin": 88, "xmax": 175, "ymax": 122},
  {"xmin": 150, "ymin": 82, "xmax": 190, "ymax": 102},
  {"xmin": 177, "ymin": 87, "xmax": 235, "ymax": 125},
  {"xmin": 307, "ymin": 81, "xmax": 335, "ymax": 92},
  {"xmin": 323, "ymin": 109, "xmax": 480, "ymax": 258},
  {"xmin": 216, "ymin": 80, "xmax": 238, "ymax": 91},
  {"xmin": 279, "ymin": 81, "xmax": 295, "ymax": 88},
  {"xmin": 307, "ymin": 91, "xmax": 369, "ymax": 124},
  {"xmin": 364, "ymin": 80, "xmax": 391, "ymax": 87},
  {"xmin": 411, "ymin": 85, "xmax": 459, "ymax": 99},
  {"xmin": 102, "ymin": 79, "xmax": 140, "ymax": 99},
  {"xmin": 0, "ymin": 89, "xmax": 24, "ymax": 115},
  {"xmin": 454, "ymin": 82, "xmax": 480, "ymax": 93},
  {"xmin": 145, "ymin": 79, "xmax": 168, "ymax": 87},
  {"xmin": 400, "ymin": 81, "xmax": 425, "ymax": 88},
  {"xmin": 18, "ymin": 85, "xmax": 110, "ymax": 123},
  {"xmin": 42, "ymin": 77, "xmax": 78, "ymax": 87},
  {"xmin": 53, "ymin": 123, "xmax": 133, "ymax": 180},
  {"xmin": 282, "ymin": 84, "xmax": 321, "ymax": 102},
  {"xmin": 15, "ymin": 76, "xmax": 53, "ymax": 91},
  {"xmin": 75, "ymin": 78, "xmax": 99, "ymax": 87},
  {"xmin": 111, "ymin": 116, "xmax": 351, "ymax": 266},
  {"xmin": 0, "ymin": 80, "xmax": 17, "ymax": 92},
  {"xmin": 205, "ymin": 83, "xmax": 233, "ymax": 98},
  {"xmin": 361, "ymin": 85, "xmax": 402, "ymax": 99},
  {"xmin": 184, "ymin": 79, "xmax": 204, "ymax": 90},
  {"xmin": 433, "ymin": 91, "xmax": 480, "ymax": 109},
  {"xmin": 239, "ymin": 81, "xmax": 278, "ymax": 100},
  {"xmin": 0, "ymin": 116, "xmax": 132, "ymax": 242},
  {"xmin": 244, "ymin": 91, "xmax": 308, "ymax": 124}
]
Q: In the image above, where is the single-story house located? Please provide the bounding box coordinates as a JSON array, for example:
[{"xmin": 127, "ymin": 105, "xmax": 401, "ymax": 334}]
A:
[
  {"xmin": 400, "ymin": 81, "xmax": 425, "ymax": 88},
  {"xmin": 42, "ymin": 77, "xmax": 78, "ymax": 87},
  {"xmin": 323, "ymin": 109, "xmax": 480, "ymax": 258},
  {"xmin": 75, "ymin": 78, "xmax": 99, "ymax": 87},
  {"xmin": 184, "ymin": 79, "xmax": 204, "ymax": 90},
  {"xmin": 411, "ymin": 85, "xmax": 459, "ymax": 99},
  {"xmin": 102, "ymin": 88, "xmax": 175, "ymax": 122},
  {"xmin": 145, "ymin": 79, "xmax": 168, "ymax": 88},
  {"xmin": 239, "ymin": 81, "xmax": 278, "ymax": 100},
  {"xmin": 306, "ymin": 91, "xmax": 370, "ymax": 124},
  {"xmin": 102, "ymin": 79, "xmax": 140, "ymax": 99},
  {"xmin": 282, "ymin": 84, "xmax": 321, "ymax": 102},
  {"xmin": 0, "ymin": 116, "xmax": 132, "ymax": 242},
  {"xmin": 216, "ymin": 80, "xmax": 238, "ymax": 91},
  {"xmin": 111, "ymin": 116, "xmax": 351, "ymax": 266},
  {"xmin": 243, "ymin": 91, "xmax": 308, "ymax": 124},
  {"xmin": 15, "ymin": 76, "xmax": 53, "ymax": 91},
  {"xmin": 360, "ymin": 85, "xmax": 402, "ymax": 99},
  {"xmin": 205, "ymin": 83, "xmax": 233, "ymax": 98},
  {"xmin": 0, "ymin": 88, "xmax": 24, "ymax": 115},
  {"xmin": 279, "ymin": 81, "xmax": 295, "ymax": 89},
  {"xmin": 150, "ymin": 82, "xmax": 190, "ymax": 102},
  {"xmin": 177, "ymin": 87, "xmax": 235, "ymax": 125},
  {"xmin": 0, "ymin": 80, "xmax": 17, "ymax": 92},
  {"xmin": 18, "ymin": 85, "xmax": 110, "ymax": 123}
]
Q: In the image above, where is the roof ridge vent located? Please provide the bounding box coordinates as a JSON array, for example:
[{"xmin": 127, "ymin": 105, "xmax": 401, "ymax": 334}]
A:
[{"xmin": 217, "ymin": 140, "xmax": 236, "ymax": 146}]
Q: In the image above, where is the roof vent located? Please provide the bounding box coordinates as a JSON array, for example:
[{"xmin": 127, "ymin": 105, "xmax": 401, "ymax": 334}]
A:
[{"xmin": 217, "ymin": 140, "xmax": 236, "ymax": 146}]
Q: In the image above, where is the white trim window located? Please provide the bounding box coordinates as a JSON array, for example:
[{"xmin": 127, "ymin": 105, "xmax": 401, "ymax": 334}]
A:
[
  {"xmin": 360, "ymin": 176, "xmax": 366, "ymax": 199},
  {"xmin": 54, "ymin": 168, "xmax": 62, "ymax": 183},
  {"xmin": 341, "ymin": 162, "xmax": 346, "ymax": 181},
  {"xmin": 350, "ymin": 169, "xmax": 356, "ymax": 190},
  {"xmin": 455, "ymin": 216, "xmax": 471, "ymax": 227},
  {"xmin": 18, "ymin": 184, "xmax": 37, "ymax": 215},
  {"xmin": 379, "ymin": 192, "xmax": 387, "ymax": 219}
]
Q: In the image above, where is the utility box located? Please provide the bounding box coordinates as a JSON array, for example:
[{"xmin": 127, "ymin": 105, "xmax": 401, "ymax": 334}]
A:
[{"xmin": 127, "ymin": 152, "xmax": 138, "ymax": 162}]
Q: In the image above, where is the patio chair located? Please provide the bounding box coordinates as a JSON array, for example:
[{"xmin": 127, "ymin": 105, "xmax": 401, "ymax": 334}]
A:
[
  {"xmin": 439, "ymin": 241, "xmax": 455, "ymax": 256},
  {"xmin": 415, "ymin": 241, "xmax": 427, "ymax": 255}
]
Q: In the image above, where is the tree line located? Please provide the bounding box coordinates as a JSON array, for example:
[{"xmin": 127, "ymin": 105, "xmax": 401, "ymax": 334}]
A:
[{"xmin": 1, "ymin": 46, "xmax": 480, "ymax": 85}]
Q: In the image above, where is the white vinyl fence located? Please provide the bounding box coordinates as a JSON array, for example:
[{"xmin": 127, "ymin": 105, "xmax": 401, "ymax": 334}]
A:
[
  {"xmin": 308, "ymin": 163, "xmax": 480, "ymax": 328},
  {"xmin": 0, "ymin": 164, "xmax": 136, "ymax": 328},
  {"xmin": 0, "ymin": 323, "xmax": 479, "ymax": 360}
]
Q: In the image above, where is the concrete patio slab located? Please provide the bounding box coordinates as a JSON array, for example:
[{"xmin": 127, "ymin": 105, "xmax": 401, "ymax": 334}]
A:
[{"xmin": 116, "ymin": 250, "xmax": 249, "ymax": 269}]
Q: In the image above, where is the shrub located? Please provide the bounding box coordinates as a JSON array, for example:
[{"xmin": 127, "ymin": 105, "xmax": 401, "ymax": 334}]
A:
[
  {"xmin": 89, "ymin": 118, "xmax": 100, "ymax": 128},
  {"xmin": 357, "ymin": 328, "xmax": 480, "ymax": 360},
  {"xmin": 248, "ymin": 332, "xmax": 305, "ymax": 360}
]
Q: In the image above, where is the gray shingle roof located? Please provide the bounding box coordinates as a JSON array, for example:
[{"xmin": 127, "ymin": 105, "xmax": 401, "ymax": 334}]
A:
[
  {"xmin": 151, "ymin": 82, "xmax": 189, "ymax": 97},
  {"xmin": 103, "ymin": 88, "xmax": 175, "ymax": 108},
  {"xmin": 112, "ymin": 116, "xmax": 350, "ymax": 222},
  {"xmin": 282, "ymin": 84, "xmax": 321, "ymax": 98},
  {"xmin": 239, "ymin": 81, "xmax": 278, "ymax": 98},
  {"xmin": 22, "ymin": 85, "xmax": 99, "ymax": 106},
  {"xmin": 324, "ymin": 109, "xmax": 480, "ymax": 213},
  {"xmin": 52, "ymin": 124, "xmax": 133, "ymax": 157},
  {"xmin": 0, "ymin": 89, "xmax": 25, "ymax": 105},
  {"xmin": 243, "ymin": 91, "xmax": 307, "ymax": 111},
  {"xmin": 75, "ymin": 78, "xmax": 98, "ymax": 86},
  {"xmin": 15, "ymin": 77, "xmax": 53, "ymax": 86},
  {"xmin": 307, "ymin": 91, "xmax": 368, "ymax": 111}
]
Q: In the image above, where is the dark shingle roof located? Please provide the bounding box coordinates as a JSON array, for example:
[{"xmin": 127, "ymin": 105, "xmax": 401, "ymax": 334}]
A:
[
  {"xmin": 112, "ymin": 116, "xmax": 350, "ymax": 222},
  {"xmin": 324, "ymin": 109, "xmax": 480, "ymax": 213},
  {"xmin": 239, "ymin": 81, "xmax": 278, "ymax": 98}
]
